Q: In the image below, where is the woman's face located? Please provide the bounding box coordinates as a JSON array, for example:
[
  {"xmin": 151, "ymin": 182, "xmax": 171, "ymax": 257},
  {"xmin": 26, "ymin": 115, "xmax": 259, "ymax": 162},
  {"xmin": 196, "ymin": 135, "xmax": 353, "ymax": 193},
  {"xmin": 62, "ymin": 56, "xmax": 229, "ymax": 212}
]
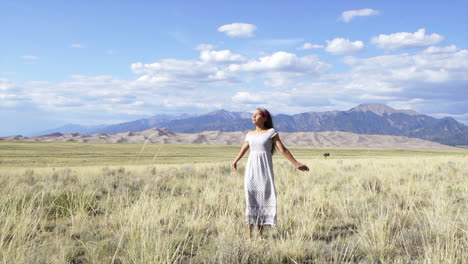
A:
[{"xmin": 252, "ymin": 109, "xmax": 266, "ymax": 126}]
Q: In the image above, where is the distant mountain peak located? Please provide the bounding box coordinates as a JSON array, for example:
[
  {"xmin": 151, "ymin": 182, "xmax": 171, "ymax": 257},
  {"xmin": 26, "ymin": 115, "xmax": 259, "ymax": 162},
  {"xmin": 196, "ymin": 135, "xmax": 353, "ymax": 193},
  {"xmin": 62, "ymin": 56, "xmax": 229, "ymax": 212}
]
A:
[
  {"xmin": 204, "ymin": 109, "xmax": 251, "ymax": 120},
  {"xmin": 349, "ymin": 103, "xmax": 419, "ymax": 116},
  {"xmin": 207, "ymin": 109, "xmax": 230, "ymax": 115}
]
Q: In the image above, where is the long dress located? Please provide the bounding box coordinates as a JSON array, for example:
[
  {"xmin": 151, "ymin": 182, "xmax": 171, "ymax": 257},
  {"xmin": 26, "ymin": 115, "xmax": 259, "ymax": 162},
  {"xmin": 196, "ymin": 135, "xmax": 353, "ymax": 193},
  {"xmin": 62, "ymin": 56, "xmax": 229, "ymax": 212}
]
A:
[{"xmin": 244, "ymin": 128, "xmax": 277, "ymax": 226}]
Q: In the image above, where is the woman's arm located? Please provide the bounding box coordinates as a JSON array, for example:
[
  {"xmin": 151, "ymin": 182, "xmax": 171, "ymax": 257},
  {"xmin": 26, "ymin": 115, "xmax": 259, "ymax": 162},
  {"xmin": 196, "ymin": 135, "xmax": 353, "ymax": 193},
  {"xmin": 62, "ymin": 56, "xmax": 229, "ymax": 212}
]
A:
[
  {"xmin": 232, "ymin": 141, "xmax": 250, "ymax": 171},
  {"xmin": 272, "ymin": 134, "xmax": 309, "ymax": 171}
]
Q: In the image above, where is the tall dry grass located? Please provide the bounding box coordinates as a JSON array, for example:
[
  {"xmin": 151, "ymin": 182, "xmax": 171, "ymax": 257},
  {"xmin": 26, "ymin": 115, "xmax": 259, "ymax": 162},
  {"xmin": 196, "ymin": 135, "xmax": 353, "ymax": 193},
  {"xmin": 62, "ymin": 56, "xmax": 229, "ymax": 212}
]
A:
[{"xmin": 0, "ymin": 156, "xmax": 467, "ymax": 263}]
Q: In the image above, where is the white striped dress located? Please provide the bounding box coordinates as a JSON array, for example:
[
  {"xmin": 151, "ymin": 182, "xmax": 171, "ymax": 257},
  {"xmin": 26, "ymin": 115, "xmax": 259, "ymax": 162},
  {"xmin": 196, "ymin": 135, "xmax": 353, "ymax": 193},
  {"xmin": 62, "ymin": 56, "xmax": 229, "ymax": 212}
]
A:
[{"xmin": 244, "ymin": 128, "xmax": 277, "ymax": 226}]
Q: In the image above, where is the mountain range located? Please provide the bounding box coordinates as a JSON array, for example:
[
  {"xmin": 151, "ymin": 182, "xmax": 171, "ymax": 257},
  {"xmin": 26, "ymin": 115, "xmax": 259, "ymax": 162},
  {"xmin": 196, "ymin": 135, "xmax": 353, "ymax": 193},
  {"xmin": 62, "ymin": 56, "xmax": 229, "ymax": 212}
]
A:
[{"xmin": 33, "ymin": 104, "xmax": 467, "ymax": 145}]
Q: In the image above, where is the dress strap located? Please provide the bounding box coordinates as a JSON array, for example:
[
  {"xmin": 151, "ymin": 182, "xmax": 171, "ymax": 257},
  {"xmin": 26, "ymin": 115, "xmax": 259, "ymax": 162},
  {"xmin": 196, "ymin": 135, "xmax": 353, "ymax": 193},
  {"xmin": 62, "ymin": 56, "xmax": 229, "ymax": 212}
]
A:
[{"xmin": 269, "ymin": 128, "xmax": 277, "ymax": 138}]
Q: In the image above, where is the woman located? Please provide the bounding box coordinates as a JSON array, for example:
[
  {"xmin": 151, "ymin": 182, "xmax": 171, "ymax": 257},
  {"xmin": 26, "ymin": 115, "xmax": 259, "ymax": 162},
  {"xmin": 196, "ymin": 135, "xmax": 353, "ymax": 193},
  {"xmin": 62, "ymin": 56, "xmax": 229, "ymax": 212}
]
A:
[{"xmin": 232, "ymin": 107, "xmax": 309, "ymax": 239}]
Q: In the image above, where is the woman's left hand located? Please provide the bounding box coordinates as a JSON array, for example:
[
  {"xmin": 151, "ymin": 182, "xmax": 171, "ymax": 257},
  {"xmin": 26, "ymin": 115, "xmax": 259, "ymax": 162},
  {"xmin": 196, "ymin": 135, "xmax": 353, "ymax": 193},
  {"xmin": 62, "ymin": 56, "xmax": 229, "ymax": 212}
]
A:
[
  {"xmin": 296, "ymin": 164, "xmax": 309, "ymax": 171},
  {"xmin": 231, "ymin": 161, "xmax": 238, "ymax": 171}
]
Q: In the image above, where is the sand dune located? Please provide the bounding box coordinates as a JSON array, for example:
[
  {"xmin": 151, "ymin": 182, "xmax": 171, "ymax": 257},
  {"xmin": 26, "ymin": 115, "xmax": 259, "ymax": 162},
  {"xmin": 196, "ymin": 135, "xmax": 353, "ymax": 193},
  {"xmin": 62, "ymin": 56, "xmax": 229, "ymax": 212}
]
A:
[{"xmin": 0, "ymin": 128, "xmax": 458, "ymax": 149}]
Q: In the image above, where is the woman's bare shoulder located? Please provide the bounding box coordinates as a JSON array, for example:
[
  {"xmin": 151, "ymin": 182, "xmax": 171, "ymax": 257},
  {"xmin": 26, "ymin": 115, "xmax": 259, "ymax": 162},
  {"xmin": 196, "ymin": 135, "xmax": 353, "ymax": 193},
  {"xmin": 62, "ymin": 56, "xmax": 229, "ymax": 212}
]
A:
[{"xmin": 246, "ymin": 130, "xmax": 255, "ymax": 135}]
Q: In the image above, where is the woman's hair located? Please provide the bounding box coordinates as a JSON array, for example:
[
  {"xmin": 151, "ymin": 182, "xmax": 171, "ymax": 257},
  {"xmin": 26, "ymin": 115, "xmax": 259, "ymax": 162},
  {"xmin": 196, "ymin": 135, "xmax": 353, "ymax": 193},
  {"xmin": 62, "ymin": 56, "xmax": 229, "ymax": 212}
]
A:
[{"xmin": 257, "ymin": 107, "xmax": 276, "ymax": 154}]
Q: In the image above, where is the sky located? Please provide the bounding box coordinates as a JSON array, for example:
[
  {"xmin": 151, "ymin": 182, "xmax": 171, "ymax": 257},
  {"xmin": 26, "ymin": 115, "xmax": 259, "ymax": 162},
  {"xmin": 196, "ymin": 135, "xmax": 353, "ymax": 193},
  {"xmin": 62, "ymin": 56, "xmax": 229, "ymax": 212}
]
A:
[{"xmin": 1, "ymin": 0, "xmax": 468, "ymax": 136}]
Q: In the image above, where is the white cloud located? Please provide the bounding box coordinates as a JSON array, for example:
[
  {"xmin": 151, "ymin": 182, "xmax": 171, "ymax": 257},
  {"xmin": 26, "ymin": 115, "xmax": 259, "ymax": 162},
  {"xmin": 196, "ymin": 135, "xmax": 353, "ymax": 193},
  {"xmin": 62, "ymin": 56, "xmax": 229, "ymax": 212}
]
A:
[
  {"xmin": 200, "ymin": 49, "xmax": 246, "ymax": 63},
  {"xmin": 131, "ymin": 60, "xmax": 213, "ymax": 77},
  {"xmin": 325, "ymin": 38, "xmax": 365, "ymax": 55},
  {"xmin": 71, "ymin": 43, "xmax": 83, "ymax": 48},
  {"xmin": 339, "ymin": 48, "xmax": 468, "ymax": 99},
  {"xmin": 218, "ymin": 23, "xmax": 257, "ymax": 37},
  {"xmin": 307, "ymin": 46, "xmax": 468, "ymax": 117},
  {"xmin": 232, "ymin": 92, "xmax": 264, "ymax": 104},
  {"xmin": 344, "ymin": 49, "xmax": 468, "ymax": 75},
  {"xmin": 230, "ymin": 88, "xmax": 333, "ymax": 113},
  {"xmin": 340, "ymin": 8, "xmax": 379, "ymax": 22},
  {"xmin": 423, "ymin": 45, "xmax": 458, "ymax": 54},
  {"xmin": 125, "ymin": 51, "xmax": 320, "ymax": 91},
  {"xmin": 8, "ymin": 75, "xmax": 148, "ymax": 116},
  {"xmin": 130, "ymin": 58, "xmax": 235, "ymax": 88},
  {"xmin": 229, "ymin": 51, "xmax": 330, "ymax": 73},
  {"xmin": 371, "ymin": 28, "xmax": 444, "ymax": 50},
  {"xmin": 297, "ymin": 43, "xmax": 324, "ymax": 50},
  {"xmin": 358, "ymin": 94, "xmax": 399, "ymax": 101},
  {"xmin": 0, "ymin": 78, "xmax": 15, "ymax": 92},
  {"xmin": 20, "ymin": 55, "xmax": 39, "ymax": 60},
  {"xmin": 0, "ymin": 78, "xmax": 29, "ymax": 109}
]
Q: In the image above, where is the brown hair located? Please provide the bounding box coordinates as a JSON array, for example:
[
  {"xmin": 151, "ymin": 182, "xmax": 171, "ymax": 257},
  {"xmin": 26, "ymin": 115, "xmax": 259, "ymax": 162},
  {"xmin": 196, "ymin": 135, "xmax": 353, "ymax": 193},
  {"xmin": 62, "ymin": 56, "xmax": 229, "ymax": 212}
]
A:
[{"xmin": 257, "ymin": 108, "xmax": 276, "ymax": 154}]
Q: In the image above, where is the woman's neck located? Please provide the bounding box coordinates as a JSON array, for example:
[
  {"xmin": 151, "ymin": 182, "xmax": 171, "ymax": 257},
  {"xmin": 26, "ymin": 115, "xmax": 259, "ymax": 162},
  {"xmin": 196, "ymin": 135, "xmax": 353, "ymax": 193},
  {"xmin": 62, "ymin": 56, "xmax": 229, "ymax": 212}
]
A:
[{"xmin": 255, "ymin": 125, "xmax": 266, "ymax": 132}]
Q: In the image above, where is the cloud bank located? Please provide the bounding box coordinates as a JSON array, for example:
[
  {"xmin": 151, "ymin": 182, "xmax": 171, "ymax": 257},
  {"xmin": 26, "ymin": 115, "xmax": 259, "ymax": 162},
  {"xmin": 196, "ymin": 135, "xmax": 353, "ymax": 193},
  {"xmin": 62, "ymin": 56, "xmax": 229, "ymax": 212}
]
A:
[{"xmin": 3, "ymin": 42, "xmax": 466, "ymax": 128}]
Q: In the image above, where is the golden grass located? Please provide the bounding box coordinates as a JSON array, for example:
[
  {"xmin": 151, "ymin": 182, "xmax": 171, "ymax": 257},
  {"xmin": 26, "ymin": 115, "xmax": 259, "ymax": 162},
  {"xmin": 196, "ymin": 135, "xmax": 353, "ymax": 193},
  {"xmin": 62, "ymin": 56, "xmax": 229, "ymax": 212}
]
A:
[
  {"xmin": 1, "ymin": 141, "xmax": 465, "ymax": 168},
  {"xmin": 0, "ymin": 142, "xmax": 467, "ymax": 263}
]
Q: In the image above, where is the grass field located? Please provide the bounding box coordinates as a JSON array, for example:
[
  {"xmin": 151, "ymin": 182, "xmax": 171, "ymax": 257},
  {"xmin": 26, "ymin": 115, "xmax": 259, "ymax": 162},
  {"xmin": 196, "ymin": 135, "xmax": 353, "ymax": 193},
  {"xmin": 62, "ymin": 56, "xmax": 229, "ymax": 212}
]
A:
[
  {"xmin": 0, "ymin": 142, "xmax": 467, "ymax": 263},
  {"xmin": 1, "ymin": 141, "xmax": 465, "ymax": 168}
]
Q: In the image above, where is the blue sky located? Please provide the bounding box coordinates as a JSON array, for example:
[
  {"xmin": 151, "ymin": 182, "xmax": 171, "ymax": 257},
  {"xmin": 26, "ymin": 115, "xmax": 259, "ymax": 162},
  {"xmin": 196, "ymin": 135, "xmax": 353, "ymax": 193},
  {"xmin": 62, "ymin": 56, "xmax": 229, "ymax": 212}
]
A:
[{"xmin": 1, "ymin": 0, "xmax": 467, "ymax": 136}]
